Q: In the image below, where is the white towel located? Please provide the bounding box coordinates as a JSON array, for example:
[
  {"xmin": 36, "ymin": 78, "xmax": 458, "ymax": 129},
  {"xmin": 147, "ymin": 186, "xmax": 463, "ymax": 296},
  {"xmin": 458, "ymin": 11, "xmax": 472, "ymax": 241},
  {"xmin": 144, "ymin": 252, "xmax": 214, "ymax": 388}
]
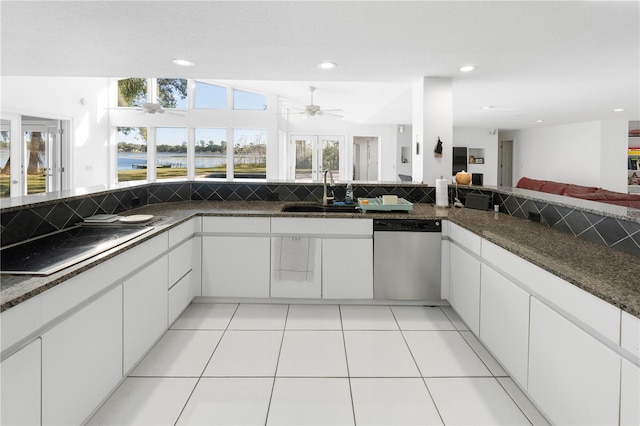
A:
[{"xmin": 273, "ymin": 237, "xmax": 316, "ymax": 282}]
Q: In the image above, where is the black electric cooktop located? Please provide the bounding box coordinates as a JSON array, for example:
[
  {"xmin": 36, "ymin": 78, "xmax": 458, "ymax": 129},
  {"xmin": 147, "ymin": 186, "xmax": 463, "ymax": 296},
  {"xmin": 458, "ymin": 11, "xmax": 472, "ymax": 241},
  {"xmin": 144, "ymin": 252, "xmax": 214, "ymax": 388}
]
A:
[{"xmin": 1, "ymin": 225, "xmax": 153, "ymax": 276}]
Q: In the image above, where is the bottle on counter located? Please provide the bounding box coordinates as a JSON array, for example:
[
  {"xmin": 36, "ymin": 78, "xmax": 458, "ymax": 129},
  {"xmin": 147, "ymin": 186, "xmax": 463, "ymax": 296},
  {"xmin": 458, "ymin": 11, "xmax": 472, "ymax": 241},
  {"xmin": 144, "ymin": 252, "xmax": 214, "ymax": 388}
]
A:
[{"xmin": 345, "ymin": 183, "xmax": 353, "ymax": 204}]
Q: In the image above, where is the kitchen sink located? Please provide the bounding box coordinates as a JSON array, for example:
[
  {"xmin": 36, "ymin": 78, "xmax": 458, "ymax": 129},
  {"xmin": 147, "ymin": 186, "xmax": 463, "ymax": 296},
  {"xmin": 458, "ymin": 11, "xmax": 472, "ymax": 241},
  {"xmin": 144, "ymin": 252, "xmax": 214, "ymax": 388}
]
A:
[{"xmin": 281, "ymin": 203, "xmax": 359, "ymax": 213}]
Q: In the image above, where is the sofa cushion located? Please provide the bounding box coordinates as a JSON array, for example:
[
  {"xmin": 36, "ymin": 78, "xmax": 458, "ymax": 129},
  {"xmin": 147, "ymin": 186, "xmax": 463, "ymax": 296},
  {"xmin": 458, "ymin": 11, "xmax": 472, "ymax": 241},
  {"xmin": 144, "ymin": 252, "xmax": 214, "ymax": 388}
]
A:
[
  {"xmin": 540, "ymin": 181, "xmax": 569, "ymax": 195},
  {"xmin": 516, "ymin": 177, "xmax": 546, "ymax": 191},
  {"xmin": 564, "ymin": 184, "xmax": 599, "ymax": 194}
]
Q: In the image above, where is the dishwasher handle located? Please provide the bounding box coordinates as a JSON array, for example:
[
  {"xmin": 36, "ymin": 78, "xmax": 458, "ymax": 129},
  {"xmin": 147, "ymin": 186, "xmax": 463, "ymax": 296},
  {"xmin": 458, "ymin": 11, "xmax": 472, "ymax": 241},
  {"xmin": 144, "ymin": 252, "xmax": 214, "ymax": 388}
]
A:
[{"xmin": 373, "ymin": 219, "xmax": 441, "ymax": 232}]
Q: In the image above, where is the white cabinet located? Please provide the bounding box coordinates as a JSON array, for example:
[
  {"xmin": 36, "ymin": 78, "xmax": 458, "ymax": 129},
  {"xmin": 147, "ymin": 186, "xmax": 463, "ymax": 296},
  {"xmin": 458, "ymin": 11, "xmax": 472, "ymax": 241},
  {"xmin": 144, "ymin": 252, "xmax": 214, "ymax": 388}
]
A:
[
  {"xmin": 322, "ymin": 238, "xmax": 373, "ymax": 299},
  {"xmin": 480, "ymin": 264, "xmax": 530, "ymax": 387},
  {"xmin": 42, "ymin": 286, "xmax": 123, "ymax": 426},
  {"xmin": 270, "ymin": 237, "xmax": 322, "ymax": 298},
  {"xmin": 202, "ymin": 217, "xmax": 271, "ymax": 298},
  {"xmin": 528, "ymin": 297, "xmax": 620, "ymax": 426},
  {"xmin": 1, "ymin": 339, "xmax": 41, "ymax": 426},
  {"xmin": 621, "ymin": 358, "xmax": 640, "ymax": 426},
  {"xmin": 169, "ymin": 270, "xmax": 196, "ymax": 325},
  {"xmin": 270, "ymin": 217, "xmax": 373, "ymax": 299},
  {"xmin": 448, "ymin": 243, "xmax": 481, "ymax": 334},
  {"xmin": 203, "ymin": 236, "xmax": 271, "ymax": 297},
  {"xmin": 123, "ymin": 256, "xmax": 169, "ymax": 373}
]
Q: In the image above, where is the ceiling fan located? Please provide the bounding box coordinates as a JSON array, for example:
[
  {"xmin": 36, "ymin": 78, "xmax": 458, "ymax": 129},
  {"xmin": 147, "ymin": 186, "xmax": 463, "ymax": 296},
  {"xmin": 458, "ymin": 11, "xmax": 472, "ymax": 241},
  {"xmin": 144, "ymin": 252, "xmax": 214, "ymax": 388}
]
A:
[{"xmin": 288, "ymin": 86, "xmax": 343, "ymax": 118}]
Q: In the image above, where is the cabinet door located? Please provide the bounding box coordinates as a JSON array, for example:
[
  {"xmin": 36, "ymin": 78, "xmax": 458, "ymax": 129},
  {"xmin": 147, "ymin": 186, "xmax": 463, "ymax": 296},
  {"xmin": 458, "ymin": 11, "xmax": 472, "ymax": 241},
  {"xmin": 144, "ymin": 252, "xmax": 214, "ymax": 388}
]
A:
[
  {"xmin": 322, "ymin": 238, "xmax": 373, "ymax": 299},
  {"xmin": 480, "ymin": 264, "xmax": 530, "ymax": 387},
  {"xmin": 621, "ymin": 358, "xmax": 640, "ymax": 426},
  {"xmin": 528, "ymin": 298, "xmax": 620, "ymax": 426},
  {"xmin": 1, "ymin": 339, "xmax": 41, "ymax": 426},
  {"xmin": 448, "ymin": 243, "xmax": 481, "ymax": 334},
  {"xmin": 270, "ymin": 237, "xmax": 321, "ymax": 298},
  {"xmin": 42, "ymin": 286, "xmax": 122, "ymax": 426},
  {"xmin": 202, "ymin": 236, "xmax": 270, "ymax": 297},
  {"xmin": 123, "ymin": 256, "xmax": 169, "ymax": 373}
]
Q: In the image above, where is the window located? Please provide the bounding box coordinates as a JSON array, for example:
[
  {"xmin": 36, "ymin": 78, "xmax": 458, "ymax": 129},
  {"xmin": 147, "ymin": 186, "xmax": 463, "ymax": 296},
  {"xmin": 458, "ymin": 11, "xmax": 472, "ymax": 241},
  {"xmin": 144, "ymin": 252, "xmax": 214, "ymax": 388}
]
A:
[
  {"xmin": 156, "ymin": 127, "xmax": 187, "ymax": 179},
  {"xmin": 233, "ymin": 129, "xmax": 266, "ymax": 179},
  {"xmin": 195, "ymin": 128, "xmax": 227, "ymax": 179},
  {"xmin": 156, "ymin": 79, "xmax": 187, "ymax": 109},
  {"xmin": 233, "ymin": 89, "xmax": 267, "ymax": 110},
  {"xmin": 194, "ymin": 82, "xmax": 227, "ymax": 109},
  {"xmin": 117, "ymin": 127, "xmax": 147, "ymax": 182},
  {"xmin": 117, "ymin": 78, "xmax": 148, "ymax": 107}
]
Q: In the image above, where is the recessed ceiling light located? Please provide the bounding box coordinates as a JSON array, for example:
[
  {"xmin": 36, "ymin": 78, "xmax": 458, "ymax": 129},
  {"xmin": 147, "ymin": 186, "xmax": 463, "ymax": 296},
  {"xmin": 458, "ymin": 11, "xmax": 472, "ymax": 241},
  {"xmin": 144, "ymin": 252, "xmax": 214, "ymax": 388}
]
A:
[
  {"xmin": 460, "ymin": 64, "xmax": 477, "ymax": 72},
  {"xmin": 613, "ymin": 108, "xmax": 625, "ymax": 112},
  {"xmin": 317, "ymin": 61, "xmax": 337, "ymax": 70},
  {"xmin": 536, "ymin": 120, "xmax": 544, "ymax": 123},
  {"xmin": 481, "ymin": 105, "xmax": 495, "ymax": 110},
  {"xmin": 172, "ymin": 58, "xmax": 194, "ymax": 67}
]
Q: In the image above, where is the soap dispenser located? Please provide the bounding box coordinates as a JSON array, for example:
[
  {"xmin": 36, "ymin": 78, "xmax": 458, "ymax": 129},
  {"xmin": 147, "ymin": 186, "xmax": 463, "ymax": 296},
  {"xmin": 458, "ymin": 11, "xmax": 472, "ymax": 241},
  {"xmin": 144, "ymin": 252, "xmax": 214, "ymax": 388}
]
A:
[{"xmin": 345, "ymin": 183, "xmax": 354, "ymax": 204}]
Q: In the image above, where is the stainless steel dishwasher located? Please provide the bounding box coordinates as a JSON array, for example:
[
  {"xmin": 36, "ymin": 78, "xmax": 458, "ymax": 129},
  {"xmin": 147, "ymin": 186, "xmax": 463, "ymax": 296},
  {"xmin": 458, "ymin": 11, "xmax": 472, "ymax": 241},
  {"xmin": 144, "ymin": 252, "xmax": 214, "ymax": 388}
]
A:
[{"xmin": 373, "ymin": 219, "xmax": 442, "ymax": 301}]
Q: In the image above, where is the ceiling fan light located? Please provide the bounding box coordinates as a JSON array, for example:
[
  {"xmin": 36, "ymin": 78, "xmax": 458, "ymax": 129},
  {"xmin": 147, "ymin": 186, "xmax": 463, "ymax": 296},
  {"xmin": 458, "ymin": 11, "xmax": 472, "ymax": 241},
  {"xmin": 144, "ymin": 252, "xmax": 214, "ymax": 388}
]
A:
[
  {"xmin": 172, "ymin": 58, "xmax": 194, "ymax": 67},
  {"xmin": 317, "ymin": 61, "xmax": 337, "ymax": 70}
]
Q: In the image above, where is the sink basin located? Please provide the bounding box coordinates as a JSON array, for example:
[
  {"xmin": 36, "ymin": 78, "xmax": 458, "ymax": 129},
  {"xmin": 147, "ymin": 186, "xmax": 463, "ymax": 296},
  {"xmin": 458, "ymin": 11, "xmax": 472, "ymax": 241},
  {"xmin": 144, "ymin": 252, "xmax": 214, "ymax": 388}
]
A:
[{"xmin": 281, "ymin": 203, "xmax": 358, "ymax": 213}]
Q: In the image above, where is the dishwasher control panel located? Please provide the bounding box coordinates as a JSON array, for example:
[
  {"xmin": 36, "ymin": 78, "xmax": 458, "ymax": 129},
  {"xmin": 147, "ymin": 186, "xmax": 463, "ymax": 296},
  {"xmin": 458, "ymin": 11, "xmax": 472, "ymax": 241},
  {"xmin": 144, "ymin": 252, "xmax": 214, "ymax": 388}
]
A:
[{"xmin": 373, "ymin": 219, "xmax": 441, "ymax": 232}]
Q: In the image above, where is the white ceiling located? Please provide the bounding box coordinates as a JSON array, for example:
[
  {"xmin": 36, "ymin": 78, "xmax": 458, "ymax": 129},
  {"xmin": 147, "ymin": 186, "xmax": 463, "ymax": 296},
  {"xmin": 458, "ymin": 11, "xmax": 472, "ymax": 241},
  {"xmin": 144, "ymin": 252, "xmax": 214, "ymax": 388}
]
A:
[{"xmin": 1, "ymin": 1, "xmax": 638, "ymax": 129}]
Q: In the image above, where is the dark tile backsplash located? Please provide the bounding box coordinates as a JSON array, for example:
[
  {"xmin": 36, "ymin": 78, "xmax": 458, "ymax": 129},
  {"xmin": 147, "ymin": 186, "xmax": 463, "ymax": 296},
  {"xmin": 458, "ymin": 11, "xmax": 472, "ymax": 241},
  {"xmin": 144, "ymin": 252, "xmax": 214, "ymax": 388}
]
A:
[{"xmin": 2, "ymin": 182, "xmax": 639, "ymax": 256}]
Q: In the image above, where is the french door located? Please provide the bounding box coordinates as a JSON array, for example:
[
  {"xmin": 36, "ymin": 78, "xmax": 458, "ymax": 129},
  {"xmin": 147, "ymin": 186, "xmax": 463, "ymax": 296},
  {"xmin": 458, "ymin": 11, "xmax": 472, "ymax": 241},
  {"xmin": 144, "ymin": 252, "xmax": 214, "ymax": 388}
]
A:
[{"xmin": 290, "ymin": 135, "xmax": 345, "ymax": 182}]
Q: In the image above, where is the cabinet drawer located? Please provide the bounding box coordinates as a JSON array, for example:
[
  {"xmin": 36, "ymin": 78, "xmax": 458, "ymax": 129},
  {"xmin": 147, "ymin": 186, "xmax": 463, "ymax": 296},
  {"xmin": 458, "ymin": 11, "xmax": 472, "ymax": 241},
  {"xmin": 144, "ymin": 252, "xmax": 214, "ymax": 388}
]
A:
[
  {"xmin": 271, "ymin": 217, "xmax": 372, "ymax": 236},
  {"xmin": 168, "ymin": 239, "xmax": 194, "ymax": 287},
  {"xmin": 449, "ymin": 222, "xmax": 481, "ymax": 255},
  {"xmin": 169, "ymin": 271, "xmax": 194, "ymax": 326},
  {"xmin": 169, "ymin": 218, "xmax": 200, "ymax": 247},
  {"xmin": 202, "ymin": 216, "xmax": 270, "ymax": 234}
]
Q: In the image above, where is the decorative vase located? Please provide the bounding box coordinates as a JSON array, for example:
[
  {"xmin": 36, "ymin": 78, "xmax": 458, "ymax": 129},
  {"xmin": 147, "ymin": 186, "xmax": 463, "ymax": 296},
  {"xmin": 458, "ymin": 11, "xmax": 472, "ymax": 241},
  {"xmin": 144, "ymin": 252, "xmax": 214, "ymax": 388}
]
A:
[{"xmin": 455, "ymin": 170, "xmax": 471, "ymax": 185}]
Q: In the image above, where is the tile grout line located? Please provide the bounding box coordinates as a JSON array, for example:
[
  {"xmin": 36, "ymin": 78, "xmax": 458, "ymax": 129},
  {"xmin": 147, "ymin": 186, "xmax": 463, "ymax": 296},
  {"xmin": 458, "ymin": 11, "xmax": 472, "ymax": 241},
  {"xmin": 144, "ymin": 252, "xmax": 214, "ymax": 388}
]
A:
[
  {"xmin": 172, "ymin": 303, "xmax": 240, "ymax": 426},
  {"xmin": 390, "ymin": 305, "xmax": 446, "ymax": 426},
  {"xmin": 264, "ymin": 303, "xmax": 290, "ymax": 426},
  {"xmin": 338, "ymin": 304, "xmax": 358, "ymax": 426}
]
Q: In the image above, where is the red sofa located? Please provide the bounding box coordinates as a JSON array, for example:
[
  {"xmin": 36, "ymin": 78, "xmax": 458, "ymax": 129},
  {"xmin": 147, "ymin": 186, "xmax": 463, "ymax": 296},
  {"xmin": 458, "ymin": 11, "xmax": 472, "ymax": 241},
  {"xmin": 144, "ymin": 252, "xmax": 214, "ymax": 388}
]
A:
[{"xmin": 516, "ymin": 177, "xmax": 640, "ymax": 209}]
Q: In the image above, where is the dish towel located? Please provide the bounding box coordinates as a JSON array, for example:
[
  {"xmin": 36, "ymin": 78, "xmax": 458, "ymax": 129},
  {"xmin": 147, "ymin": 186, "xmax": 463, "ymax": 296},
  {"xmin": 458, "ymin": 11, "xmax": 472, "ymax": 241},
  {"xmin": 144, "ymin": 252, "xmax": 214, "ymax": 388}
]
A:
[{"xmin": 273, "ymin": 237, "xmax": 316, "ymax": 282}]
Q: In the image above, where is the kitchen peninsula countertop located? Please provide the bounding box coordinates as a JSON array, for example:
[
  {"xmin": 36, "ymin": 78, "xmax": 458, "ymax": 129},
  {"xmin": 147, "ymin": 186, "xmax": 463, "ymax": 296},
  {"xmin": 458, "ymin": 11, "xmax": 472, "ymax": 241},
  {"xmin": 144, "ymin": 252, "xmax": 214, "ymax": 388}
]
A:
[{"xmin": 2, "ymin": 200, "xmax": 639, "ymax": 318}]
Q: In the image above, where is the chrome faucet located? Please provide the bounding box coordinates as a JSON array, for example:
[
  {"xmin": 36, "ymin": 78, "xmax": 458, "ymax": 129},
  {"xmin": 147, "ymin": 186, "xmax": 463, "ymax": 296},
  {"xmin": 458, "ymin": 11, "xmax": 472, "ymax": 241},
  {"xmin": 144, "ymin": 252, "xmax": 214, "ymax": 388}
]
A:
[{"xmin": 322, "ymin": 169, "xmax": 335, "ymax": 205}]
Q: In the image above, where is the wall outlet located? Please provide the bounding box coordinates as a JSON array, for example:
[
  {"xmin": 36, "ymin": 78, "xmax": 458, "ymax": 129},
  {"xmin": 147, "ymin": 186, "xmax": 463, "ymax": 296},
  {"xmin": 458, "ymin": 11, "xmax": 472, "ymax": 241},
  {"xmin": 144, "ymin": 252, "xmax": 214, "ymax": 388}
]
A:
[{"xmin": 528, "ymin": 211, "xmax": 541, "ymax": 222}]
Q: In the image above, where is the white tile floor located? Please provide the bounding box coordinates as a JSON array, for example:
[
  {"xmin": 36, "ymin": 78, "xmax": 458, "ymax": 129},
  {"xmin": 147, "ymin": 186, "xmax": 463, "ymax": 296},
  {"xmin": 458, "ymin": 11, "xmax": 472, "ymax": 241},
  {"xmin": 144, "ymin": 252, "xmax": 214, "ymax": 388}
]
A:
[{"xmin": 87, "ymin": 303, "xmax": 549, "ymax": 426}]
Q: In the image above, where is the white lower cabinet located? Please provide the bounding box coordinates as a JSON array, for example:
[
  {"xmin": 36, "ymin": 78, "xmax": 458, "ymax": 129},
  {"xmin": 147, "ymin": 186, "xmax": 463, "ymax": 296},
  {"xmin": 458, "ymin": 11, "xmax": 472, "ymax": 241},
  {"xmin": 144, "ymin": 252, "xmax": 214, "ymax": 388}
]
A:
[
  {"xmin": 1, "ymin": 338, "xmax": 41, "ymax": 426},
  {"xmin": 169, "ymin": 270, "xmax": 196, "ymax": 325},
  {"xmin": 448, "ymin": 242, "xmax": 481, "ymax": 334},
  {"xmin": 42, "ymin": 285, "xmax": 123, "ymax": 426},
  {"xmin": 528, "ymin": 297, "xmax": 621, "ymax": 426},
  {"xmin": 479, "ymin": 264, "xmax": 530, "ymax": 387},
  {"xmin": 621, "ymin": 358, "xmax": 640, "ymax": 426},
  {"xmin": 322, "ymin": 238, "xmax": 373, "ymax": 299},
  {"xmin": 123, "ymin": 256, "xmax": 169, "ymax": 373},
  {"xmin": 202, "ymin": 236, "xmax": 271, "ymax": 297}
]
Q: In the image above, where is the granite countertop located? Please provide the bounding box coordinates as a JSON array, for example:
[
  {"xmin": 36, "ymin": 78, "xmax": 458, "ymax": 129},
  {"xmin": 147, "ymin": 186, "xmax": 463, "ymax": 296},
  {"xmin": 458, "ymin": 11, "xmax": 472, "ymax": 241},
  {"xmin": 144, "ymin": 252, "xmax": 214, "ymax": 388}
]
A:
[{"xmin": 1, "ymin": 200, "xmax": 639, "ymax": 318}]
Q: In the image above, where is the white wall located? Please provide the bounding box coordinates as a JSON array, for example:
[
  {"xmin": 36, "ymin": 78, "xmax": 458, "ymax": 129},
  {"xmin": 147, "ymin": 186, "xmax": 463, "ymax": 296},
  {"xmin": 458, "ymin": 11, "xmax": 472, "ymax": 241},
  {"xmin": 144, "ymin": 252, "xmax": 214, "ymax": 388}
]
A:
[
  {"xmin": 453, "ymin": 128, "xmax": 499, "ymax": 186},
  {"xmin": 502, "ymin": 120, "xmax": 629, "ymax": 191},
  {"xmin": 1, "ymin": 76, "xmax": 112, "ymax": 189}
]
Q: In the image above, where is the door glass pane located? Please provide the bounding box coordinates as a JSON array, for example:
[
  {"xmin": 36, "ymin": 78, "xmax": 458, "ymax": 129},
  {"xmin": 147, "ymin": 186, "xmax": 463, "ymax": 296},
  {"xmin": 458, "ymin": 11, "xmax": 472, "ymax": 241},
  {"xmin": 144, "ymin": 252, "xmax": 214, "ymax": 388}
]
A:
[
  {"xmin": 0, "ymin": 120, "xmax": 10, "ymax": 198},
  {"xmin": 24, "ymin": 130, "xmax": 47, "ymax": 194},
  {"xmin": 321, "ymin": 138, "xmax": 340, "ymax": 182},
  {"xmin": 156, "ymin": 127, "xmax": 187, "ymax": 179},
  {"xmin": 295, "ymin": 138, "xmax": 313, "ymax": 181},
  {"xmin": 195, "ymin": 128, "xmax": 227, "ymax": 179},
  {"xmin": 233, "ymin": 129, "xmax": 266, "ymax": 179},
  {"xmin": 117, "ymin": 127, "xmax": 148, "ymax": 182}
]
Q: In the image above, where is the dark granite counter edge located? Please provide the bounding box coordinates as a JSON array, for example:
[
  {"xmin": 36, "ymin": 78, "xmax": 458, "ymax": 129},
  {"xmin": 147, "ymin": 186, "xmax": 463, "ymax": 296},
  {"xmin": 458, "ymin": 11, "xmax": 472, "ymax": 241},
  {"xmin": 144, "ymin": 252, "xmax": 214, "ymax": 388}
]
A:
[{"xmin": 2, "ymin": 200, "xmax": 638, "ymax": 319}]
